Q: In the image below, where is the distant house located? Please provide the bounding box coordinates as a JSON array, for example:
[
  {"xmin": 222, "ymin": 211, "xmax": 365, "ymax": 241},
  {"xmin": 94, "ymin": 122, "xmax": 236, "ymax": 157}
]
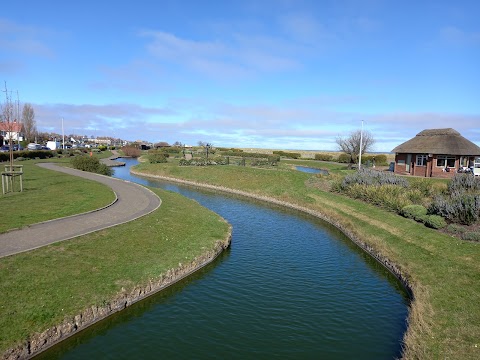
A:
[
  {"xmin": 154, "ymin": 142, "xmax": 171, "ymax": 149},
  {"xmin": 391, "ymin": 128, "xmax": 480, "ymax": 178},
  {"xmin": 0, "ymin": 122, "xmax": 25, "ymax": 145}
]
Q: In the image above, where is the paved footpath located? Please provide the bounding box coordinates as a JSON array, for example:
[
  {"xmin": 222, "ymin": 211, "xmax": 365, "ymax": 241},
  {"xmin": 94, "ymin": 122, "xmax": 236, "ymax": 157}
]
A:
[{"xmin": 0, "ymin": 163, "xmax": 161, "ymax": 258}]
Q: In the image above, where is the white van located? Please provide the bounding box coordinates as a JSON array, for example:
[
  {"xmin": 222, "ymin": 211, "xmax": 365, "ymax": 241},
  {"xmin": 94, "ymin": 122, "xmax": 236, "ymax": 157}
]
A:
[{"xmin": 46, "ymin": 141, "xmax": 61, "ymax": 150}]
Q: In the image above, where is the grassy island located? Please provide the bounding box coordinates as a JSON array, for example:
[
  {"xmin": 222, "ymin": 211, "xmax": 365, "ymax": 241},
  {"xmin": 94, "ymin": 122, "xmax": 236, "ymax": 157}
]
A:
[
  {"xmin": 132, "ymin": 158, "xmax": 479, "ymax": 360},
  {"xmin": 0, "ymin": 158, "xmax": 230, "ymax": 356}
]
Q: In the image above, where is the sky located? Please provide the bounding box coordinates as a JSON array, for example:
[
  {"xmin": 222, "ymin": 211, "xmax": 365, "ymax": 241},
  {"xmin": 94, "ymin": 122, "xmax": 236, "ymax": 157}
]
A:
[{"xmin": 1, "ymin": 0, "xmax": 479, "ymax": 152}]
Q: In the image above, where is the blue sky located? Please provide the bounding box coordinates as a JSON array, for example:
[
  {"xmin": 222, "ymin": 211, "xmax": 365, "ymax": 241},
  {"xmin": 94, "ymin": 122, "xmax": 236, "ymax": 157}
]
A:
[{"xmin": 1, "ymin": 0, "xmax": 479, "ymax": 151}]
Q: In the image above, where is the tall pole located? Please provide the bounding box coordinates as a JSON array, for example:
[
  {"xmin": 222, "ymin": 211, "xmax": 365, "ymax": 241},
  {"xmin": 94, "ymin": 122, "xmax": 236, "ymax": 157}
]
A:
[
  {"xmin": 358, "ymin": 120, "xmax": 364, "ymax": 170},
  {"xmin": 16, "ymin": 91, "xmax": 20, "ymax": 148},
  {"xmin": 62, "ymin": 117, "xmax": 65, "ymax": 149}
]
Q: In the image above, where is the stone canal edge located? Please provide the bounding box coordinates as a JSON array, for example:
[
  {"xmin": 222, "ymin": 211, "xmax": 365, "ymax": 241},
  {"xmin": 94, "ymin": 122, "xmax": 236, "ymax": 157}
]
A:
[{"xmin": 2, "ymin": 165, "xmax": 232, "ymax": 360}]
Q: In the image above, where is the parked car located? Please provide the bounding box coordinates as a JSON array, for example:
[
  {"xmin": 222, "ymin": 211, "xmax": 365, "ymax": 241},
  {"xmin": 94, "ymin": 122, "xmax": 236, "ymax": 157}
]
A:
[
  {"xmin": 12, "ymin": 144, "xmax": 24, "ymax": 151},
  {"xmin": 27, "ymin": 143, "xmax": 43, "ymax": 150},
  {"xmin": 0, "ymin": 145, "xmax": 9, "ymax": 152}
]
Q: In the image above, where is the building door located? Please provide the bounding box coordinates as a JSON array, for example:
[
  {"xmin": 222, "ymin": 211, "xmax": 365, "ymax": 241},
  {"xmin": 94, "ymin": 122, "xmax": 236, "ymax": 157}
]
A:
[{"xmin": 406, "ymin": 154, "xmax": 411, "ymax": 173}]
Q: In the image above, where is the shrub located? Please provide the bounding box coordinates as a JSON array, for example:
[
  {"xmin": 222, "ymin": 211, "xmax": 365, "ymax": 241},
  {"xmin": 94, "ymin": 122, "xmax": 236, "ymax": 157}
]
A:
[
  {"xmin": 448, "ymin": 174, "xmax": 480, "ymax": 194},
  {"xmin": 121, "ymin": 146, "xmax": 141, "ymax": 158},
  {"xmin": 96, "ymin": 164, "xmax": 114, "ymax": 176},
  {"xmin": 222, "ymin": 151, "xmax": 272, "ymax": 159},
  {"xmin": 462, "ymin": 231, "xmax": 480, "ymax": 242},
  {"xmin": 268, "ymin": 155, "xmax": 281, "ymax": 162},
  {"xmin": 98, "ymin": 145, "xmax": 108, "ymax": 151},
  {"xmin": 341, "ymin": 183, "xmax": 412, "ymax": 212},
  {"xmin": 423, "ymin": 215, "xmax": 447, "ymax": 229},
  {"xmin": 337, "ymin": 153, "xmax": 351, "ymax": 163},
  {"xmin": 213, "ymin": 156, "xmax": 229, "ymax": 165},
  {"xmin": 315, "ymin": 153, "xmax": 334, "ymax": 161},
  {"xmin": 446, "ymin": 223, "xmax": 466, "ymax": 234},
  {"xmin": 401, "ymin": 205, "xmax": 428, "ymax": 220},
  {"xmin": 71, "ymin": 156, "xmax": 113, "ymax": 176},
  {"xmin": 164, "ymin": 146, "xmax": 182, "ymax": 154},
  {"xmin": 428, "ymin": 193, "xmax": 480, "ymax": 225},
  {"xmin": 373, "ymin": 154, "xmax": 388, "ymax": 166},
  {"xmin": 148, "ymin": 153, "xmax": 168, "ymax": 164},
  {"xmin": 342, "ymin": 169, "xmax": 409, "ymax": 188},
  {"xmin": 409, "ymin": 177, "xmax": 440, "ymax": 198},
  {"xmin": 178, "ymin": 158, "xmax": 221, "ymax": 166},
  {"xmin": 273, "ymin": 151, "xmax": 301, "ymax": 159},
  {"xmin": 218, "ymin": 147, "xmax": 243, "ymax": 152},
  {"xmin": 251, "ymin": 157, "xmax": 278, "ymax": 167}
]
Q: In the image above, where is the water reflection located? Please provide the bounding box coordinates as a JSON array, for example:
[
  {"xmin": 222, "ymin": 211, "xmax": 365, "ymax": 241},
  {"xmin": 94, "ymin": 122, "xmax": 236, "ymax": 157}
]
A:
[
  {"xmin": 295, "ymin": 165, "xmax": 328, "ymax": 174},
  {"xmin": 36, "ymin": 158, "xmax": 408, "ymax": 360}
]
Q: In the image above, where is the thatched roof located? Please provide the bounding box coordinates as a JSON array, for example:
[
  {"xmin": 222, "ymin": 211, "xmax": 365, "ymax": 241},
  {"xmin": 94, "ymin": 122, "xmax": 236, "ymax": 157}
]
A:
[{"xmin": 392, "ymin": 128, "xmax": 480, "ymax": 155}]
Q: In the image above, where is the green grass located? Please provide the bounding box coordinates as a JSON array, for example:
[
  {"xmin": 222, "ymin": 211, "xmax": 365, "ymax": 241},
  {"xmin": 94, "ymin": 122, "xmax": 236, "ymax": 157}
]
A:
[
  {"xmin": 134, "ymin": 160, "xmax": 480, "ymax": 360},
  {"xmin": 0, "ymin": 186, "xmax": 229, "ymax": 353},
  {"xmin": 0, "ymin": 158, "xmax": 116, "ymax": 233}
]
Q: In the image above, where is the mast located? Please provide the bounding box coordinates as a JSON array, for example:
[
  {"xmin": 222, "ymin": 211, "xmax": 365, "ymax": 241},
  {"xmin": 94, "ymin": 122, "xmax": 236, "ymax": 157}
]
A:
[{"xmin": 358, "ymin": 120, "xmax": 364, "ymax": 170}]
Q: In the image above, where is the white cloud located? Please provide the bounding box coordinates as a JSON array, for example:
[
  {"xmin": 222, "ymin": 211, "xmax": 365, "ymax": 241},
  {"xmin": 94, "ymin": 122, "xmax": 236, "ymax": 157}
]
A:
[
  {"xmin": 31, "ymin": 99, "xmax": 480, "ymax": 151},
  {"xmin": 0, "ymin": 18, "xmax": 55, "ymax": 58},
  {"xmin": 440, "ymin": 26, "xmax": 480, "ymax": 46},
  {"xmin": 138, "ymin": 29, "xmax": 301, "ymax": 80},
  {"xmin": 279, "ymin": 13, "xmax": 331, "ymax": 44}
]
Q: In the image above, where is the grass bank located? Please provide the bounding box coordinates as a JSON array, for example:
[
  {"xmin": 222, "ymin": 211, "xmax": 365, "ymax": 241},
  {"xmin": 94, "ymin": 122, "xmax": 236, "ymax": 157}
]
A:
[
  {"xmin": 133, "ymin": 160, "xmax": 480, "ymax": 360},
  {"xmin": 0, "ymin": 160, "xmax": 230, "ymax": 355},
  {"xmin": 0, "ymin": 158, "xmax": 116, "ymax": 233}
]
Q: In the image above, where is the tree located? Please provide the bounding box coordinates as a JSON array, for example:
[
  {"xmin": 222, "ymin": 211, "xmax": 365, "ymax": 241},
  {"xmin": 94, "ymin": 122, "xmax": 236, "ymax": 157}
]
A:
[
  {"xmin": 1, "ymin": 82, "xmax": 15, "ymax": 167},
  {"xmin": 22, "ymin": 103, "xmax": 36, "ymax": 142},
  {"xmin": 335, "ymin": 129, "xmax": 375, "ymax": 164}
]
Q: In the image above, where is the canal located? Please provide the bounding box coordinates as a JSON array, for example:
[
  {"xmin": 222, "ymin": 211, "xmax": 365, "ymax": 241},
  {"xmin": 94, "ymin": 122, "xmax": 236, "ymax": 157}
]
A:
[{"xmin": 37, "ymin": 159, "xmax": 409, "ymax": 359}]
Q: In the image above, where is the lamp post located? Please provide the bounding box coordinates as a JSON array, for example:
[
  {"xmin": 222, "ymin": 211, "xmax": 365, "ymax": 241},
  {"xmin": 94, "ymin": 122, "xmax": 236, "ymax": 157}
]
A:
[
  {"xmin": 205, "ymin": 143, "xmax": 211, "ymax": 159},
  {"xmin": 358, "ymin": 120, "xmax": 364, "ymax": 170}
]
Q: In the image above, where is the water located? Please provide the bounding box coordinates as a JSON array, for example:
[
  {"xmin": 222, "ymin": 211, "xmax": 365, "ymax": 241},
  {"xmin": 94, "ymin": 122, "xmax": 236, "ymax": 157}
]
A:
[
  {"xmin": 37, "ymin": 159, "xmax": 409, "ymax": 359},
  {"xmin": 295, "ymin": 166, "xmax": 328, "ymax": 174}
]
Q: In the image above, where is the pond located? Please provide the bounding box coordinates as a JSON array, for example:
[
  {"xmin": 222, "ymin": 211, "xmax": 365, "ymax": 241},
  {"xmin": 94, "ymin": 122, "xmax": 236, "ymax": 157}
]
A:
[
  {"xmin": 295, "ymin": 165, "xmax": 329, "ymax": 174},
  {"xmin": 36, "ymin": 159, "xmax": 409, "ymax": 359}
]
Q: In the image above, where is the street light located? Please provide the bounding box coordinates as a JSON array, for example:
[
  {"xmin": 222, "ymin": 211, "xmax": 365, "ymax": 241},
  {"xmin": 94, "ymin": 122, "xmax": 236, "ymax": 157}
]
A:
[{"xmin": 358, "ymin": 120, "xmax": 364, "ymax": 170}]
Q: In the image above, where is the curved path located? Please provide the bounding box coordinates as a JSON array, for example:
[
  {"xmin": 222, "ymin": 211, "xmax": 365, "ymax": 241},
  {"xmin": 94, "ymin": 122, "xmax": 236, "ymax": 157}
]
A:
[{"xmin": 0, "ymin": 163, "xmax": 161, "ymax": 258}]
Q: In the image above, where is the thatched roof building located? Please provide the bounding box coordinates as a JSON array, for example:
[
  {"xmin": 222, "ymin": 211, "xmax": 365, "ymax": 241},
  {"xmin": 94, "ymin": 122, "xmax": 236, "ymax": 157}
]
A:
[
  {"xmin": 392, "ymin": 128, "xmax": 480, "ymax": 178},
  {"xmin": 392, "ymin": 128, "xmax": 480, "ymax": 155}
]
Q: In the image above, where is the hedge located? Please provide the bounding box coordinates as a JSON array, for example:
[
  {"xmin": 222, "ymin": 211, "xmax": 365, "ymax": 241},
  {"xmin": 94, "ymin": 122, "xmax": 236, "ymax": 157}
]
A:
[{"xmin": 0, "ymin": 150, "xmax": 54, "ymax": 162}]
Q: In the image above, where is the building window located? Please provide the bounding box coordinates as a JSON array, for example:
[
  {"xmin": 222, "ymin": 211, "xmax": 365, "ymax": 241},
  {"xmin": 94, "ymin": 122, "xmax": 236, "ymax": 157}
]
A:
[
  {"xmin": 436, "ymin": 155, "xmax": 456, "ymax": 168},
  {"xmin": 416, "ymin": 154, "xmax": 427, "ymax": 166}
]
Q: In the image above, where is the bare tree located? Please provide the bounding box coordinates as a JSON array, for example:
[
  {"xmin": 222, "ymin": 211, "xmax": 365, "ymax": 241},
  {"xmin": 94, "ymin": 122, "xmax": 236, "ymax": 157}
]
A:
[
  {"xmin": 1, "ymin": 82, "xmax": 15, "ymax": 167},
  {"xmin": 22, "ymin": 103, "xmax": 36, "ymax": 142},
  {"xmin": 336, "ymin": 129, "xmax": 375, "ymax": 164}
]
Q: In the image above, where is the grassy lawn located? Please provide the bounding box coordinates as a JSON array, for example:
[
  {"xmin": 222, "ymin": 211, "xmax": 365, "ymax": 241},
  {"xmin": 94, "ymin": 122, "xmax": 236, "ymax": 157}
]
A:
[
  {"xmin": 133, "ymin": 159, "xmax": 480, "ymax": 360},
  {"xmin": 0, "ymin": 157, "xmax": 230, "ymax": 354},
  {"xmin": 0, "ymin": 156, "xmax": 115, "ymax": 233}
]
